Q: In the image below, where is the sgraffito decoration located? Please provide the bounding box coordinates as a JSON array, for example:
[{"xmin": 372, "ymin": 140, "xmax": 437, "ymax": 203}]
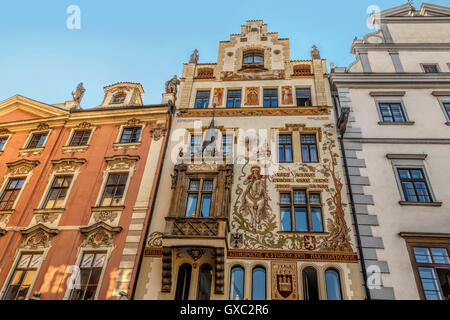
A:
[
  {"xmin": 281, "ymin": 86, "xmax": 293, "ymax": 105},
  {"xmin": 271, "ymin": 262, "xmax": 298, "ymax": 300},
  {"xmin": 213, "ymin": 88, "xmax": 224, "ymax": 106},
  {"xmin": 231, "ymin": 125, "xmax": 353, "ymax": 252}
]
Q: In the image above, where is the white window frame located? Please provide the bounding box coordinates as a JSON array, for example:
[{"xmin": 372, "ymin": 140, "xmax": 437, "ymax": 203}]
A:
[
  {"xmin": 436, "ymin": 96, "xmax": 450, "ymax": 123},
  {"xmin": 374, "ymin": 96, "xmax": 411, "ymax": 124},
  {"xmin": 22, "ymin": 129, "xmax": 52, "ymax": 150}
]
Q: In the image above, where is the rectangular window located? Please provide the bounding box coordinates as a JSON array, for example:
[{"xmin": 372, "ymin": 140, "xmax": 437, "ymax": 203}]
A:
[
  {"xmin": 398, "ymin": 168, "xmax": 431, "ymax": 203},
  {"xmin": 263, "ymin": 89, "xmax": 278, "ymax": 107},
  {"xmin": 0, "ymin": 178, "xmax": 25, "ymax": 210},
  {"xmin": 226, "ymin": 90, "xmax": 241, "ymax": 108},
  {"xmin": 120, "ymin": 127, "xmax": 141, "ymax": 143},
  {"xmin": 279, "ymin": 190, "xmax": 323, "ymax": 233},
  {"xmin": 69, "ymin": 252, "xmax": 106, "ymax": 300},
  {"xmin": 42, "ymin": 176, "xmax": 73, "ymax": 209},
  {"xmin": 185, "ymin": 179, "xmax": 213, "ymax": 218},
  {"xmin": 190, "ymin": 135, "xmax": 202, "ymax": 156},
  {"xmin": 0, "ymin": 137, "xmax": 8, "ymax": 151},
  {"xmin": 423, "ymin": 64, "xmax": 439, "ymax": 73},
  {"xmin": 443, "ymin": 103, "xmax": 450, "ymax": 120},
  {"xmin": 27, "ymin": 133, "xmax": 48, "ymax": 149},
  {"xmin": 278, "ymin": 135, "xmax": 293, "ymax": 163},
  {"xmin": 301, "ymin": 134, "xmax": 318, "ymax": 163},
  {"xmin": 222, "ymin": 135, "xmax": 233, "ymax": 157},
  {"xmin": 100, "ymin": 173, "xmax": 128, "ymax": 206},
  {"xmin": 378, "ymin": 103, "xmax": 406, "ymax": 122},
  {"xmin": 411, "ymin": 246, "xmax": 450, "ymax": 300},
  {"xmin": 69, "ymin": 130, "xmax": 91, "ymax": 146},
  {"xmin": 195, "ymin": 91, "xmax": 210, "ymax": 109},
  {"xmin": 296, "ymin": 88, "xmax": 311, "ymax": 107},
  {"xmin": 3, "ymin": 253, "xmax": 42, "ymax": 300}
]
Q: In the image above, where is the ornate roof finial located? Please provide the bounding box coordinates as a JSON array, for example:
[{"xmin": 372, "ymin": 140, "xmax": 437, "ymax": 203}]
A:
[
  {"xmin": 165, "ymin": 75, "xmax": 180, "ymax": 95},
  {"xmin": 311, "ymin": 45, "xmax": 321, "ymax": 60},
  {"xmin": 189, "ymin": 49, "xmax": 199, "ymax": 64},
  {"xmin": 72, "ymin": 82, "xmax": 85, "ymax": 104}
]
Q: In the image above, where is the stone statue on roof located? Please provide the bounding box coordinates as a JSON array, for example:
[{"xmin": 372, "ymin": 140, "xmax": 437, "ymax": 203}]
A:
[
  {"xmin": 189, "ymin": 49, "xmax": 199, "ymax": 64},
  {"xmin": 72, "ymin": 82, "xmax": 86, "ymax": 104},
  {"xmin": 165, "ymin": 75, "xmax": 180, "ymax": 94},
  {"xmin": 311, "ymin": 45, "xmax": 321, "ymax": 59}
]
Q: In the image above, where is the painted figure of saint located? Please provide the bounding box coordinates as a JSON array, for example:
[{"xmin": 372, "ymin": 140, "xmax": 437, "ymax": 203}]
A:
[{"xmin": 242, "ymin": 166, "xmax": 269, "ymax": 231}]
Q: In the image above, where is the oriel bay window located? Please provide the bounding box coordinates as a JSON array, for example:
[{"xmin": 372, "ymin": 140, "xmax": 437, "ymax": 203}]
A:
[
  {"xmin": 69, "ymin": 252, "xmax": 106, "ymax": 300},
  {"xmin": 100, "ymin": 173, "xmax": 128, "ymax": 206},
  {"xmin": 279, "ymin": 190, "xmax": 323, "ymax": 233},
  {"xmin": 190, "ymin": 135, "xmax": 202, "ymax": 156},
  {"xmin": 2, "ymin": 253, "xmax": 42, "ymax": 300},
  {"xmin": 42, "ymin": 176, "xmax": 73, "ymax": 209},
  {"xmin": 186, "ymin": 179, "xmax": 213, "ymax": 218},
  {"xmin": 398, "ymin": 168, "xmax": 432, "ymax": 203},
  {"xmin": 0, "ymin": 178, "xmax": 25, "ymax": 210},
  {"xmin": 301, "ymin": 134, "xmax": 318, "ymax": 163}
]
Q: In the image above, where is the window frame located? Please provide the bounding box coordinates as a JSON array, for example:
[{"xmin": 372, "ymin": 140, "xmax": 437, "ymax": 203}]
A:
[
  {"xmin": 420, "ymin": 63, "xmax": 441, "ymax": 73},
  {"xmin": 325, "ymin": 268, "xmax": 343, "ymax": 300},
  {"xmin": 68, "ymin": 130, "xmax": 92, "ymax": 147},
  {"xmin": 194, "ymin": 90, "xmax": 211, "ymax": 109},
  {"xmin": 263, "ymin": 88, "xmax": 278, "ymax": 108},
  {"xmin": 226, "ymin": 89, "xmax": 242, "ymax": 108},
  {"xmin": 41, "ymin": 175, "xmax": 73, "ymax": 210},
  {"xmin": 251, "ymin": 266, "xmax": 267, "ymax": 300},
  {"xmin": 295, "ymin": 88, "xmax": 312, "ymax": 107},
  {"xmin": 229, "ymin": 265, "xmax": 245, "ymax": 300},
  {"xmin": 110, "ymin": 92, "xmax": 127, "ymax": 104},
  {"xmin": 374, "ymin": 97, "xmax": 411, "ymax": 124},
  {"xmin": 0, "ymin": 177, "xmax": 26, "ymax": 211},
  {"xmin": 242, "ymin": 52, "xmax": 264, "ymax": 66},
  {"xmin": 119, "ymin": 126, "xmax": 142, "ymax": 144},
  {"xmin": 436, "ymin": 96, "xmax": 450, "ymax": 123},
  {"xmin": 397, "ymin": 168, "xmax": 432, "ymax": 203},
  {"xmin": 300, "ymin": 134, "xmax": 319, "ymax": 163},
  {"xmin": 25, "ymin": 131, "xmax": 49, "ymax": 149},
  {"xmin": 279, "ymin": 190, "xmax": 324, "ymax": 233},
  {"xmin": 0, "ymin": 134, "xmax": 12, "ymax": 152},
  {"xmin": 277, "ymin": 134, "xmax": 293, "ymax": 163},
  {"xmin": 185, "ymin": 178, "xmax": 214, "ymax": 218},
  {"xmin": 98, "ymin": 172, "xmax": 129, "ymax": 207}
]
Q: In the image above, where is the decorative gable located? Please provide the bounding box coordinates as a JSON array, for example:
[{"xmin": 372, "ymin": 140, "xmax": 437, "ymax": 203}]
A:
[
  {"xmin": 80, "ymin": 222, "xmax": 122, "ymax": 248},
  {"xmin": 20, "ymin": 223, "xmax": 59, "ymax": 249},
  {"xmin": 98, "ymin": 82, "xmax": 144, "ymax": 108}
]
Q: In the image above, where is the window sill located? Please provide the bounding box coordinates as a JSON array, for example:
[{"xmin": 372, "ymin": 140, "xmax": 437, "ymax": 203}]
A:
[
  {"xmin": 62, "ymin": 145, "xmax": 89, "ymax": 153},
  {"xmin": 112, "ymin": 142, "xmax": 141, "ymax": 150},
  {"xmin": 378, "ymin": 121, "xmax": 415, "ymax": 126},
  {"xmin": 445, "ymin": 122, "xmax": 450, "ymax": 126},
  {"xmin": 399, "ymin": 201, "xmax": 442, "ymax": 207},
  {"xmin": 19, "ymin": 147, "xmax": 44, "ymax": 155},
  {"xmin": 91, "ymin": 205, "xmax": 125, "ymax": 212},
  {"xmin": 33, "ymin": 208, "xmax": 65, "ymax": 215},
  {"xmin": 0, "ymin": 210, "xmax": 15, "ymax": 215}
]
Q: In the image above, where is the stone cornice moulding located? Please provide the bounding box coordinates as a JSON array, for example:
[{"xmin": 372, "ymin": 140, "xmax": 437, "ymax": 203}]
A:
[
  {"xmin": 432, "ymin": 91, "xmax": 450, "ymax": 96},
  {"xmin": 399, "ymin": 232, "xmax": 450, "ymax": 239},
  {"xmin": 370, "ymin": 91, "xmax": 405, "ymax": 96},
  {"xmin": 21, "ymin": 223, "xmax": 59, "ymax": 236},
  {"xmin": 344, "ymin": 138, "xmax": 450, "ymax": 144},
  {"xmin": 386, "ymin": 154, "xmax": 427, "ymax": 160},
  {"xmin": 79, "ymin": 221, "xmax": 122, "ymax": 235}
]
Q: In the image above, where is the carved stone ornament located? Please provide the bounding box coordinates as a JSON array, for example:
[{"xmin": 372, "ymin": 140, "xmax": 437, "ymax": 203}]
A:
[
  {"xmin": 0, "ymin": 128, "xmax": 11, "ymax": 135},
  {"xmin": 230, "ymin": 233, "xmax": 244, "ymax": 248},
  {"xmin": 20, "ymin": 224, "xmax": 59, "ymax": 249},
  {"xmin": 147, "ymin": 231, "xmax": 163, "ymax": 247},
  {"xmin": 188, "ymin": 247, "xmax": 205, "ymax": 261},
  {"xmin": 126, "ymin": 118, "xmax": 142, "ymax": 126},
  {"xmin": 7, "ymin": 159, "xmax": 40, "ymax": 175},
  {"xmin": 72, "ymin": 82, "xmax": 86, "ymax": 104},
  {"xmin": 76, "ymin": 121, "xmax": 92, "ymax": 129},
  {"xmin": 215, "ymin": 248, "xmax": 225, "ymax": 294},
  {"xmin": 105, "ymin": 155, "xmax": 140, "ymax": 171},
  {"xmin": 36, "ymin": 123, "xmax": 50, "ymax": 131},
  {"xmin": 93, "ymin": 210, "xmax": 119, "ymax": 223},
  {"xmin": 187, "ymin": 162, "xmax": 218, "ymax": 172},
  {"xmin": 51, "ymin": 158, "xmax": 86, "ymax": 174},
  {"xmin": 311, "ymin": 45, "xmax": 321, "ymax": 59},
  {"xmin": 150, "ymin": 123, "xmax": 166, "ymax": 142},
  {"xmin": 189, "ymin": 49, "xmax": 199, "ymax": 64},
  {"xmin": 165, "ymin": 75, "xmax": 180, "ymax": 95},
  {"xmin": 80, "ymin": 222, "xmax": 122, "ymax": 248},
  {"xmin": 35, "ymin": 212, "xmax": 60, "ymax": 224}
]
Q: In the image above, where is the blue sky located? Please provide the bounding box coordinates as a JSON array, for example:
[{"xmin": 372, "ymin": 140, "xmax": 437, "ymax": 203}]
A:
[{"xmin": 0, "ymin": 0, "xmax": 448, "ymax": 108}]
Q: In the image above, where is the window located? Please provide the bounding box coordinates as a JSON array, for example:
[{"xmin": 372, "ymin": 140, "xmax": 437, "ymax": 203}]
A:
[
  {"xmin": 296, "ymin": 89, "xmax": 311, "ymax": 107},
  {"xmin": 2, "ymin": 253, "xmax": 42, "ymax": 300},
  {"xmin": 69, "ymin": 252, "xmax": 106, "ymax": 300},
  {"xmin": 175, "ymin": 264, "xmax": 192, "ymax": 300},
  {"xmin": 263, "ymin": 89, "xmax": 278, "ymax": 107},
  {"xmin": 302, "ymin": 267, "xmax": 319, "ymax": 300},
  {"xmin": 279, "ymin": 191, "xmax": 323, "ymax": 232},
  {"xmin": 252, "ymin": 267, "xmax": 266, "ymax": 300},
  {"xmin": 111, "ymin": 93, "xmax": 126, "ymax": 104},
  {"xmin": 243, "ymin": 52, "xmax": 264, "ymax": 64},
  {"xmin": 120, "ymin": 127, "xmax": 141, "ymax": 143},
  {"xmin": 186, "ymin": 179, "xmax": 213, "ymax": 217},
  {"xmin": 443, "ymin": 102, "xmax": 450, "ymax": 120},
  {"xmin": 398, "ymin": 168, "xmax": 431, "ymax": 203},
  {"xmin": 230, "ymin": 266, "xmax": 244, "ymax": 300},
  {"xmin": 222, "ymin": 135, "xmax": 233, "ymax": 157},
  {"xmin": 0, "ymin": 137, "xmax": 8, "ymax": 151},
  {"xmin": 0, "ymin": 178, "xmax": 25, "ymax": 210},
  {"xmin": 277, "ymin": 134, "xmax": 293, "ymax": 163},
  {"xmin": 100, "ymin": 173, "xmax": 128, "ymax": 206},
  {"xmin": 411, "ymin": 246, "xmax": 450, "ymax": 300},
  {"xmin": 69, "ymin": 130, "xmax": 91, "ymax": 146},
  {"xmin": 325, "ymin": 269, "xmax": 342, "ymax": 300},
  {"xmin": 378, "ymin": 103, "xmax": 406, "ymax": 123},
  {"xmin": 197, "ymin": 264, "xmax": 213, "ymax": 300},
  {"xmin": 226, "ymin": 90, "xmax": 241, "ymax": 108},
  {"xmin": 190, "ymin": 135, "xmax": 202, "ymax": 156},
  {"xmin": 423, "ymin": 64, "xmax": 439, "ymax": 73},
  {"xmin": 26, "ymin": 133, "xmax": 48, "ymax": 149},
  {"xmin": 42, "ymin": 176, "xmax": 73, "ymax": 209},
  {"xmin": 195, "ymin": 91, "xmax": 210, "ymax": 109},
  {"xmin": 301, "ymin": 134, "xmax": 318, "ymax": 163}
]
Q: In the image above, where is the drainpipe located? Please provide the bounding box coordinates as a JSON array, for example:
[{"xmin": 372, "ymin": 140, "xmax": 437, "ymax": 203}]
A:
[
  {"xmin": 332, "ymin": 90, "xmax": 371, "ymax": 300},
  {"xmin": 130, "ymin": 100, "xmax": 175, "ymax": 300}
]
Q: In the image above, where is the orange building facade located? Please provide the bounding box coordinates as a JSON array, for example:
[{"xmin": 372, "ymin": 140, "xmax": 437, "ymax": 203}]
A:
[{"xmin": 0, "ymin": 83, "xmax": 172, "ymax": 300}]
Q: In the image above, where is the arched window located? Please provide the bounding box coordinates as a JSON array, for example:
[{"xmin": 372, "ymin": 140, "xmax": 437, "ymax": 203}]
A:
[
  {"xmin": 325, "ymin": 269, "xmax": 342, "ymax": 300},
  {"xmin": 197, "ymin": 264, "xmax": 213, "ymax": 300},
  {"xmin": 230, "ymin": 266, "xmax": 245, "ymax": 300},
  {"xmin": 243, "ymin": 52, "xmax": 264, "ymax": 64},
  {"xmin": 111, "ymin": 92, "xmax": 126, "ymax": 104},
  {"xmin": 175, "ymin": 264, "xmax": 192, "ymax": 300},
  {"xmin": 302, "ymin": 267, "xmax": 319, "ymax": 300},
  {"xmin": 252, "ymin": 267, "xmax": 266, "ymax": 300}
]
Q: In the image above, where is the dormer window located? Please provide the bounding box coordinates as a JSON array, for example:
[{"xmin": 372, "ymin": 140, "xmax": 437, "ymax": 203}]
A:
[
  {"xmin": 243, "ymin": 52, "xmax": 264, "ymax": 65},
  {"xmin": 111, "ymin": 92, "xmax": 126, "ymax": 104}
]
